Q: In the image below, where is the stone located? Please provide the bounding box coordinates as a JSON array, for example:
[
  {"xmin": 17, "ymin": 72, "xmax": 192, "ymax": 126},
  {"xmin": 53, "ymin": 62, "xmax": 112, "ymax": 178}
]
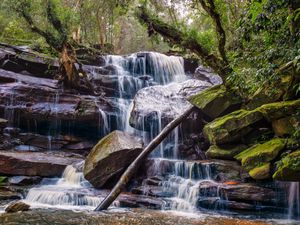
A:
[
  {"xmin": 203, "ymin": 109, "xmax": 263, "ymax": 145},
  {"xmin": 249, "ymin": 163, "xmax": 271, "ymax": 180},
  {"xmin": 5, "ymin": 201, "xmax": 30, "ymax": 213},
  {"xmin": 206, "ymin": 144, "xmax": 248, "ymax": 160},
  {"xmin": 192, "ymin": 66, "xmax": 223, "ymax": 85},
  {"xmin": 188, "ymin": 85, "xmax": 241, "ymax": 119},
  {"xmin": 235, "ymin": 138, "xmax": 286, "ymax": 171},
  {"xmin": 129, "ymin": 79, "xmax": 211, "ymax": 131},
  {"xmin": 273, "ymin": 150, "xmax": 300, "ymax": 181},
  {"xmin": 0, "ymin": 151, "xmax": 83, "ymax": 177},
  {"xmin": 84, "ymin": 131, "xmax": 143, "ymax": 188},
  {"xmin": 117, "ymin": 194, "xmax": 165, "ymax": 210},
  {"xmin": 272, "ymin": 116, "xmax": 300, "ymax": 137},
  {"xmin": 0, "ymin": 187, "xmax": 21, "ymax": 200},
  {"xmin": 8, "ymin": 176, "xmax": 42, "ymax": 186}
]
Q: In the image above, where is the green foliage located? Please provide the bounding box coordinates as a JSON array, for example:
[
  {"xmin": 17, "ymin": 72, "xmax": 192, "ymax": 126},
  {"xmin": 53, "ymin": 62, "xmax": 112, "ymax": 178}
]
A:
[{"xmin": 0, "ymin": 176, "xmax": 6, "ymax": 186}]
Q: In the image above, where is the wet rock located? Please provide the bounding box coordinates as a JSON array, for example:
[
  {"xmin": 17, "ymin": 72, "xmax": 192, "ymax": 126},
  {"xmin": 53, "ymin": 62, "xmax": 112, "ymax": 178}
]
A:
[
  {"xmin": 189, "ymin": 85, "xmax": 241, "ymax": 120},
  {"xmin": 273, "ymin": 150, "xmax": 300, "ymax": 181},
  {"xmin": 8, "ymin": 176, "xmax": 42, "ymax": 186},
  {"xmin": 131, "ymin": 185, "xmax": 171, "ymax": 198},
  {"xmin": 193, "ymin": 66, "xmax": 223, "ymax": 85},
  {"xmin": 5, "ymin": 201, "xmax": 30, "ymax": 213},
  {"xmin": 64, "ymin": 141, "xmax": 94, "ymax": 153},
  {"xmin": 117, "ymin": 194, "xmax": 165, "ymax": 209},
  {"xmin": 0, "ymin": 82, "xmax": 112, "ymax": 125},
  {"xmin": 0, "ymin": 151, "xmax": 83, "ymax": 177},
  {"xmin": 235, "ymin": 138, "xmax": 286, "ymax": 171},
  {"xmin": 3, "ymin": 127, "xmax": 21, "ymax": 136},
  {"xmin": 206, "ymin": 144, "xmax": 248, "ymax": 160},
  {"xmin": 0, "ymin": 187, "xmax": 21, "ymax": 200},
  {"xmin": 130, "ymin": 79, "xmax": 211, "ymax": 131},
  {"xmin": 0, "ymin": 118, "xmax": 7, "ymax": 130},
  {"xmin": 84, "ymin": 130, "xmax": 143, "ymax": 188},
  {"xmin": 198, "ymin": 197, "xmax": 256, "ymax": 211}
]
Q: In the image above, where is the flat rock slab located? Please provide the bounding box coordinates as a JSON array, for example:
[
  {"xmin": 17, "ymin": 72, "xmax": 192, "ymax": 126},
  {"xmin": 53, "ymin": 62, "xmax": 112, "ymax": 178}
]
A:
[
  {"xmin": 0, "ymin": 151, "xmax": 83, "ymax": 177},
  {"xmin": 0, "ymin": 209, "xmax": 275, "ymax": 225}
]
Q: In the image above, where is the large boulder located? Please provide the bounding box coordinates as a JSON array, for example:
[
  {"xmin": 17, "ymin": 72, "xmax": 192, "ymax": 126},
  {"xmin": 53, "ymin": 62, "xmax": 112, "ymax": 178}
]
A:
[
  {"xmin": 84, "ymin": 131, "xmax": 143, "ymax": 188},
  {"xmin": 189, "ymin": 85, "xmax": 241, "ymax": 119},
  {"xmin": 129, "ymin": 79, "xmax": 211, "ymax": 131},
  {"xmin": 272, "ymin": 116, "xmax": 300, "ymax": 137},
  {"xmin": 249, "ymin": 163, "xmax": 271, "ymax": 180},
  {"xmin": 0, "ymin": 151, "xmax": 83, "ymax": 177},
  {"xmin": 203, "ymin": 109, "xmax": 263, "ymax": 145},
  {"xmin": 273, "ymin": 150, "xmax": 300, "ymax": 181},
  {"xmin": 235, "ymin": 138, "xmax": 286, "ymax": 171}
]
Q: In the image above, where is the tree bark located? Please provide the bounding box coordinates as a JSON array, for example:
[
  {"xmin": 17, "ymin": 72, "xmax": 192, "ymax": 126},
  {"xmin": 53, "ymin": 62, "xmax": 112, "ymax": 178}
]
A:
[
  {"xmin": 136, "ymin": 5, "xmax": 231, "ymax": 81},
  {"xmin": 95, "ymin": 106, "xmax": 196, "ymax": 211}
]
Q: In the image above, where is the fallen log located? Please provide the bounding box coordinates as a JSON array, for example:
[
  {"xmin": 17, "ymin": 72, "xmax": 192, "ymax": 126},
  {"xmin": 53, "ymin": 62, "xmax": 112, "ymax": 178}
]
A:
[{"xmin": 95, "ymin": 106, "xmax": 195, "ymax": 211}]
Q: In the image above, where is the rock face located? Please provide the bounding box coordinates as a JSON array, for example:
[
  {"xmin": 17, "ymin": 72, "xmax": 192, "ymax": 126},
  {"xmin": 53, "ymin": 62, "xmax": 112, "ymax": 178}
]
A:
[
  {"xmin": 273, "ymin": 150, "xmax": 300, "ymax": 181},
  {"xmin": 84, "ymin": 131, "xmax": 143, "ymax": 188},
  {"xmin": 189, "ymin": 85, "xmax": 241, "ymax": 119},
  {"xmin": 193, "ymin": 66, "xmax": 223, "ymax": 85},
  {"xmin": 5, "ymin": 201, "xmax": 30, "ymax": 213},
  {"xmin": 129, "ymin": 79, "xmax": 211, "ymax": 131},
  {"xmin": 0, "ymin": 151, "xmax": 83, "ymax": 177},
  {"xmin": 272, "ymin": 116, "xmax": 300, "ymax": 137},
  {"xmin": 235, "ymin": 138, "xmax": 286, "ymax": 171}
]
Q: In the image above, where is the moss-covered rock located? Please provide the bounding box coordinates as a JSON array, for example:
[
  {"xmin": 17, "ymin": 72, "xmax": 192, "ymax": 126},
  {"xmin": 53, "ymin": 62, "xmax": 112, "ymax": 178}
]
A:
[
  {"xmin": 203, "ymin": 109, "xmax": 263, "ymax": 145},
  {"xmin": 188, "ymin": 85, "xmax": 241, "ymax": 119},
  {"xmin": 84, "ymin": 130, "xmax": 143, "ymax": 188},
  {"xmin": 235, "ymin": 138, "xmax": 286, "ymax": 171},
  {"xmin": 273, "ymin": 150, "xmax": 300, "ymax": 181},
  {"xmin": 258, "ymin": 99, "xmax": 300, "ymax": 121},
  {"xmin": 249, "ymin": 163, "xmax": 271, "ymax": 180},
  {"xmin": 272, "ymin": 116, "xmax": 300, "ymax": 137},
  {"xmin": 206, "ymin": 144, "xmax": 248, "ymax": 160}
]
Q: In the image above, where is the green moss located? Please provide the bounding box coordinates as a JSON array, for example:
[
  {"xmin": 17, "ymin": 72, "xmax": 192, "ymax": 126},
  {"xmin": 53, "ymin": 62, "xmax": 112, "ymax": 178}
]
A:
[
  {"xmin": 188, "ymin": 85, "xmax": 241, "ymax": 119},
  {"xmin": 249, "ymin": 163, "xmax": 271, "ymax": 180},
  {"xmin": 206, "ymin": 144, "xmax": 248, "ymax": 160},
  {"xmin": 235, "ymin": 138, "xmax": 286, "ymax": 171},
  {"xmin": 273, "ymin": 150, "xmax": 300, "ymax": 181},
  {"xmin": 203, "ymin": 109, "xmax": 263, "ymax": 145}
]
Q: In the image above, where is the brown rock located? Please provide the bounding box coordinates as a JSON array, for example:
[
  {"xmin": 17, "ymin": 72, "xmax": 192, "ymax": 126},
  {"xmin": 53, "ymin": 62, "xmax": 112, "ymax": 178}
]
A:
[{"xmin": 5, "ymin": 201, "xmax": 30, "ymax": 213}]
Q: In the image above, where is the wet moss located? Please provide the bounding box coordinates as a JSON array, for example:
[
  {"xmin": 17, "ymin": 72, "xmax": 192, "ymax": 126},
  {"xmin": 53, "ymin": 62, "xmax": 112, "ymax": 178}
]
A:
[
  {"xmin": 235, "ymin": 138, "xmax": 286, "ymax": 171},
  {"xmin": 273, "ymin": 150, "xmax": 300, "ymax": 181},
  {"xmin": 206, "ymin": 144, "xmax": 248, "ymax": 160},
  {"xmin": 249, "ymin": 163, "xmax": 270, "ymax": 180}
]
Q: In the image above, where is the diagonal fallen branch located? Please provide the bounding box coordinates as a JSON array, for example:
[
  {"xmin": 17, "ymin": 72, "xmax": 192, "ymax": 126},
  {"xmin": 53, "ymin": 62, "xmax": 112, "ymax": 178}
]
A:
[{"xmin": 95, "ymin": 106, "xmax": 196, "ymax": 210}]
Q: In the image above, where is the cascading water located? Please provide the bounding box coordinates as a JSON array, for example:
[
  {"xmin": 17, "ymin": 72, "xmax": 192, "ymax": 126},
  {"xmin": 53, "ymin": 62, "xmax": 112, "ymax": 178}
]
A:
[
  {"xmin": 287, "ymin": 182, "xmax": 300, "ymax": 219},
  {"xmin": 23, "ymin": 51, "xmax": 192, "ymax": 210}
]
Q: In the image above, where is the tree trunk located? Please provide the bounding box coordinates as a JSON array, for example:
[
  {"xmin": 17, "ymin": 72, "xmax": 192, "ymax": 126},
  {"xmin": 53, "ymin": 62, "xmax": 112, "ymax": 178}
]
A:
[{"xmin": 95, "ymin": 106, "xmax": 196, "ymax": 211}]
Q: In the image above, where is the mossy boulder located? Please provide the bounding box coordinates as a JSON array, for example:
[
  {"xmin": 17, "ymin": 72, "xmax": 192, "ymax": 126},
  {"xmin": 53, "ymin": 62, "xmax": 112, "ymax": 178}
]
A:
[
  {"xmin": 84, "ymin": 130, "xmax": 143, "ymax": 188},
  {"xmin": 272, "ymin": 116, "xmax": 300, "ymax": 137},
  {"xmin": 258, "ymin": 99, "xmax": 300, "ymax": 121},
  {"xmin": 273, "ymin": 150, "xmax": 300, "ymax": 181},
  {"xmin": 249, "ymin": 163, "xmax": 271, "ymax": 180},
  {"xmin": 235, "ymin": 138, "xmax": 286, "ymax": 171},
  {"xmin": 203, "ymin": 109, "xmax": 263, "ymax": 145},
  {"xmin": 206, "ymin": 144, "xmax": 248, "ymax": 160},
  {"xmin": 188, "ymin": 85, "xmax": 241, "ymax": 119}
]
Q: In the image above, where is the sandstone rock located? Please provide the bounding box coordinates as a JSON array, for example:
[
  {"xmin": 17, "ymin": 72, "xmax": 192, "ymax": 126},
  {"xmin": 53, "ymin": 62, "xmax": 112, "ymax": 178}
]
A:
[
  {"xmin": 0, "ymin": 187, "xmax": 21, "ymax": 200},
  {"xmin": 0, "ymin": 151, "xmax": 83, "ymax": 177},
  {"xmin": 249, "ymin": 163, "xmax": 271, "ymax": 180},
  {"xmin": 8, "ymin": 176, "xmax": 42, "ymax": 186},
  {"xmin": 193, "ymin": 66, "xmax": 223, "ymax": 85},
  {"xmin": 273, "ymin": 150, "xmax": 300, "ymax": 181},
  {"xmin": 5, "ymin": 201, "xmax": 30, "ymax": 213},
  {"xmin": 235, "ymin": 138, "xmax": 286, "ymax": 171},
  {"xmin": 189, "ymin": 85, "xmax": 241, "ymax": 119},
  {"xmin": 117, "ymin": 194, "xmax": 165, "ymax": 210},
  {"xmin": 206, "ymin": 144, "xmax": 248, "ymax": 160},
  {"xmin": 129, "ymin": 79, "xmax": 210, "ymax": 131},
  {"xmin": 203, "ymin": 109, "xmax": 263, "ymax": 145},
  {"xmin": 272, "ymin": 116, "xmax": 300, "ymax": 137},
  {"xmin": 0, "ymin": 118, "xmax": 7, "ymax": 130},
  {"xmin": 84, "ymin": 131, "xmax": 143, "ymax": 188}
]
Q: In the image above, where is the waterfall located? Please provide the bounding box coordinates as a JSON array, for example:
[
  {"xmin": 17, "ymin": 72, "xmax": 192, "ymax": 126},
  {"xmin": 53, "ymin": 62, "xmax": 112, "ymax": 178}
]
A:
[
  {"xmin": 24, "ymin": 51, "xmax": 188, "ymax": 211},
  {"xmin": 288, "ymin": 182, "xmax": 300, "ymax": 219}
]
